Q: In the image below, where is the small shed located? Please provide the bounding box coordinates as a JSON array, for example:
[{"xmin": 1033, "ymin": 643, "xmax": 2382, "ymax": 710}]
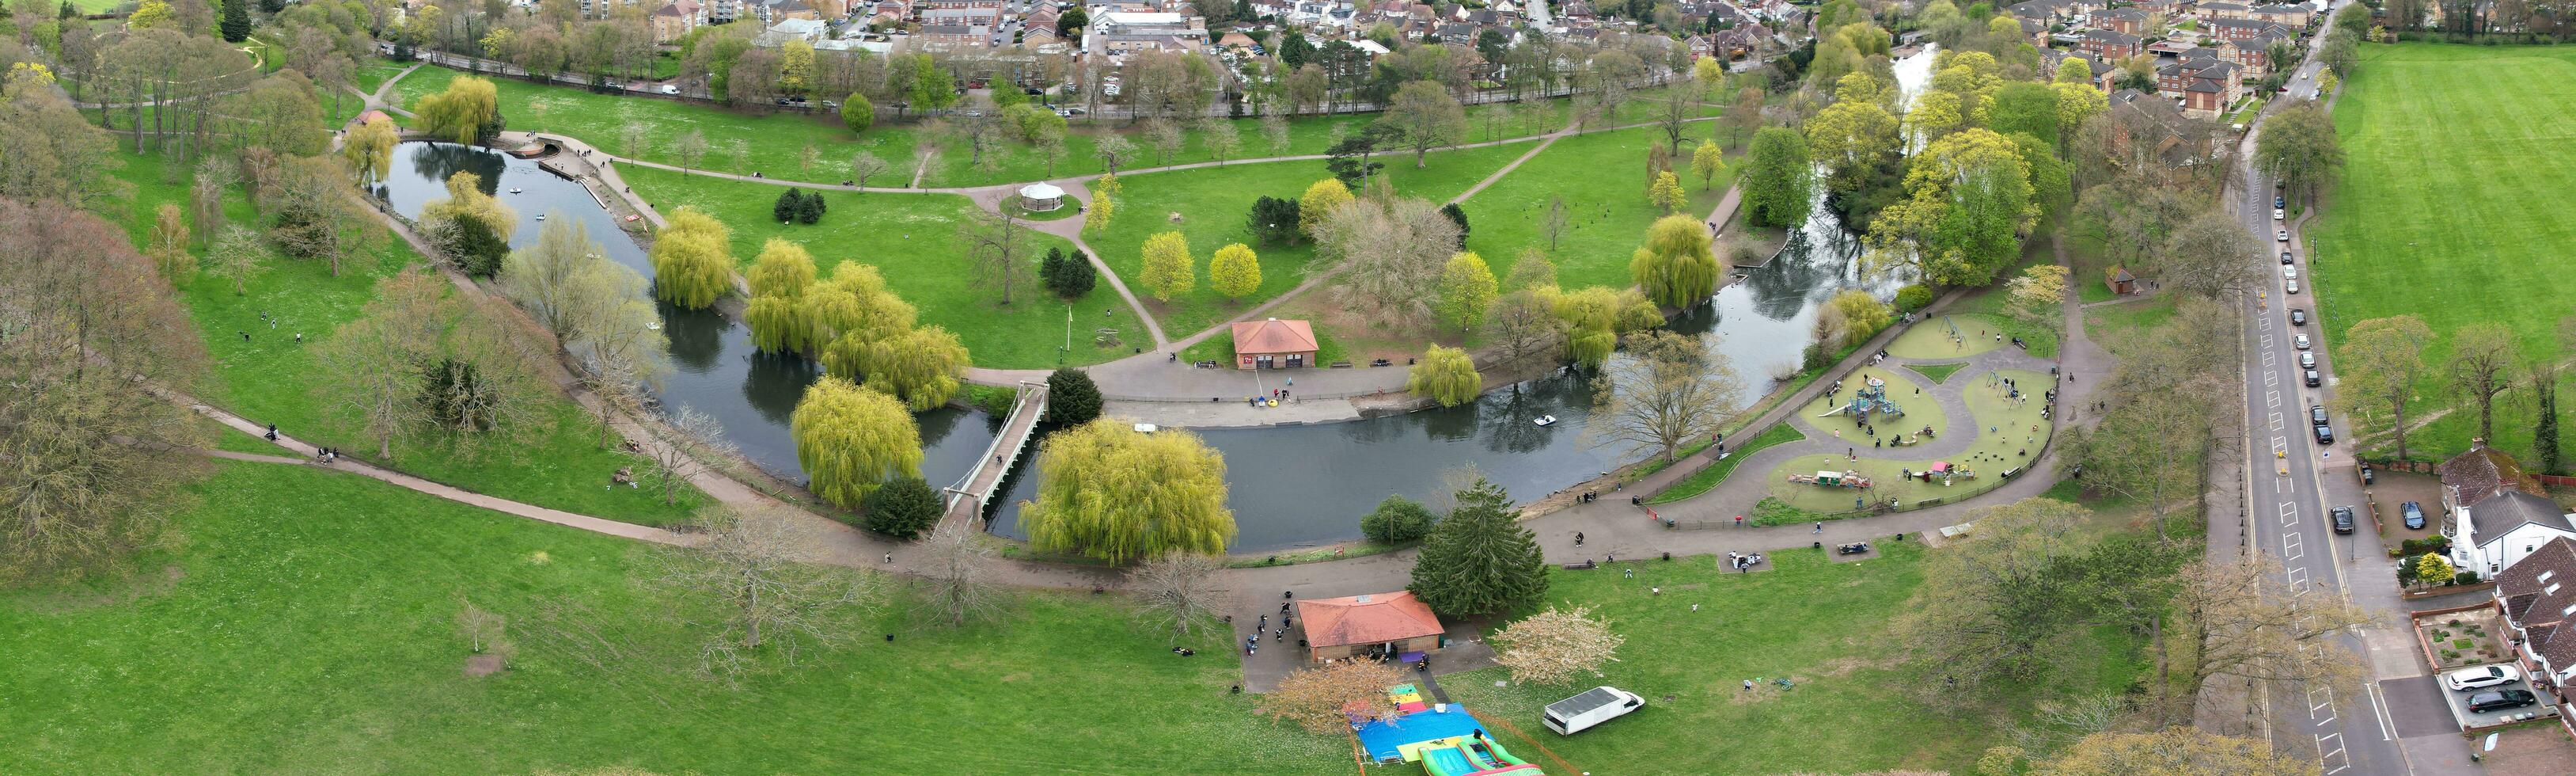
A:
[
  {"xmin": 1017, "ymin": 182, "xmax": 1066, "ymax": 212},
  {"xmin": 356, "ymin": 109, "xmax": 393, "ymax": 127},
  {"xmin": 1229, "ymin": 318, "xmax": 1318, "ymax": 370},
  {"xmin": 1297, "ymin": 591, "xmax": 1445, "ymax": 663},
  {"xmin": 2104, "ymin": 264, "xmax": 2139, "ymax": 295}
]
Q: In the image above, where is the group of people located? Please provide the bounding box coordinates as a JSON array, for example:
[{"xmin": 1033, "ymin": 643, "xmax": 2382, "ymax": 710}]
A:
[
  {"xmin": 313, "ymin": 447, "xmax": 342, "ymax": 465},
  {"xmin": 1725, "ymin": 551, "xmax": 1764, "ymax": 572}
]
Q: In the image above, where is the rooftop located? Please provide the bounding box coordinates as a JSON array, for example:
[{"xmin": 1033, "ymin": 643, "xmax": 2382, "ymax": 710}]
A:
[{"xmin": 1296, "ymin": 591, "xmax": 1443, "ymax": 649}]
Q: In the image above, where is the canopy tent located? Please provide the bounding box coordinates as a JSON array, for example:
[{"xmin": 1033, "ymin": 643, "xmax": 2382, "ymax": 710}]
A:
[{"xmin": 1017, "ymin": 183, "xmax": 1067, "ymax": 211}]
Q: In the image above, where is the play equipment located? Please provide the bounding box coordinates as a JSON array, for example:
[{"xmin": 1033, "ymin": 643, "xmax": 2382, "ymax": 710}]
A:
[
  {"xmin": 1421, "ymin": 736, "xmax": 1539, "ymax": 776},
  {"xmin": 1789, "ymin": 470, "xmax": 1873, "ymax": 489},
  {"xmin": 1815, "ymin": 378, "xmax": 1907, "ymax": 424},
  {"xmin": 1352, "ymin": 692, "xmax": 1546, "ymax": 776}
]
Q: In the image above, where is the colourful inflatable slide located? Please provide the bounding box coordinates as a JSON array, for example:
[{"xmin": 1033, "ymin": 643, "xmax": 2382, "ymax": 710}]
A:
[{"xmin": 1420, "ymin": 737, "xmax": 1540, "ymax": 776}]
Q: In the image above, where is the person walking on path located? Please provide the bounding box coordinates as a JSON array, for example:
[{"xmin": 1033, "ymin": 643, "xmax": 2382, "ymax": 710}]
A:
[{"xmin": 1813, "ymin": 522, "xmax": 1823, "ymax": 534}]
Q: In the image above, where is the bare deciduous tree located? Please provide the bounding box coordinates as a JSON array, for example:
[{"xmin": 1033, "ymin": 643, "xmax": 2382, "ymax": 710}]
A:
[
  {"xmin": 1128, "ymin": 550, "xmax": 1228, "ymax": 641},
  {"xmin": 649, "ymin": 506, "xmax": 881, "ymax": 675},
  {"xmin": 958, "ymin": 210, "xmax": 1034, "ymax": 306},
  {"xmin": 1262, "ymin": 660, "xmax": 1410, "ymax": 734},
  {"xmin": 2161, "ymin": 557, "xmax": 2371, "ymax": 725},
  {"xmin": 1584, "ymin": 331, "xmax": 1743, "ymax": 462},
  {"xmin": 916, "ymin": 518, "xmax": 1004, "ymax": 628},
  {"xmin": 1312, "ymin": 196, "xmax": 1462, "ymax": 329},
  {"xmin": 641, "ymin": 406, "xmax": 738, "ymax": 507},
  {"xmin": 1489, "ymin": 606, "xmax": 1626, "ymax": 686}
]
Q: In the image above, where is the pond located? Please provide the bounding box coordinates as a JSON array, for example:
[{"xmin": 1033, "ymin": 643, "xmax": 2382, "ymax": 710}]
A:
[{"xmin": 377, "ymin": 40, "xmax": 1932, "ymax": 553}]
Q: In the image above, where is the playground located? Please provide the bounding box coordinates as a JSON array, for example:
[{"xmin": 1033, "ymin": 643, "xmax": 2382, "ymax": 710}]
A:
[
  {"xmin": 1886, "ymin": 314, "xmax": 2011, "ymax": 359},
  {"xmin": 1766, "ymin": 367, "xmax": 2057, "ymax": 513},
  {"xmin": 1792, "ymin": 365, "xmax": 1949, "ymax": 451}
]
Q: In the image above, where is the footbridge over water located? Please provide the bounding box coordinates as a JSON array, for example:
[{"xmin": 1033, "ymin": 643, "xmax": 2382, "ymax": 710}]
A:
[{"xmin": 943, "ymin": 382, "xmax": 1047, "ymax": 529}]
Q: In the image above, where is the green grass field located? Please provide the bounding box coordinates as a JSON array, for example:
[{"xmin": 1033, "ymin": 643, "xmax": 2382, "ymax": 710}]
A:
[
  {"xmin": 1086, "ymin": 144, "xmax": 1527, "ymax": 339},
  {"xmin": 620, "ymin": 165, "xmax": 1147, "ymax": 368},
  {"xmin": 1440, "ymin": 539, "xmax": 2145, "ymax": 774},
  {"xmin": 0, "ymin": 461, "xmax": 1329, "ymax": 774},
  {"xmin": 1458, "ymin": 126, "xmax": 1738, "ymax": 289},
  {"xmin": 390, "ymin": 64, "xmax": 1704, "ymax": 188},
  {"xmin": 2312, "ymin": 44, "xmax": 2576, "ymax": 463},
  {"xmin": 1906, "ymin": 361, "xmax": 1968, "ymax": 383},
  {"xmin": 108, "ymin": 150, "xmax": 703, "ymax": 525}
]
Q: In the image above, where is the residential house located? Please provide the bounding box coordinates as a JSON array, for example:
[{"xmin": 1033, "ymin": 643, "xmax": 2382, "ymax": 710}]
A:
[
  {"xmin": 755, "ymin": 17, "xmax": 829, "ymax": 46},
  {"xmin": 2098, "ymin": 7, "xmax": 2150, "ymax": 34},
  {"xmin": 1709, "ymin": 22, "xmax": 1770, "ymax": 59},
  {"xmin": 2130, "ymin": 0, "xmax": 2180, "ymax": 14},
  {"xmin": 2206, "ymin": 17, "xmax": 2293, "ymax": 44},
  {"xmin": 2196, "ymin": 1, "xmax": 2253, "ymax": 21},
  {"xmin": 2079, "ymin": 29, "xmax": 2143, "ymax": 60},
  {"xmin": 2250, "ymin": 2, "xmax": 2315, "ymax": 26},
  {"xmin": 2218, "ymin": 33, "xmax": 2283, "ymax": 77},
  {"xmin": 2055, "ymin": 50, "xmax": 2119, "ymax": 92},
  {"xmin": 923, "ymin": 6, "xmax": 1002, "ymax": 26},
  {"xmin": 2105, "ymin": 89, "xmax": 2197, "ymax": 165},
  {"xmin": 2008, "ymin": 0, "xmax": 2074, "ymax": 25},
  {"xmin": 2450, "ymin": 491, "xmax": 2576, "ymax": 578},
  {"xmin": 917, "ymin": 0, "xmax": 1001, "ymax": 8},
  {"xmin": 1219, "ymin": 30, "xmax": 1258, "ymax": 48},
  {"xmin": 1436, "ymin": 21, "xmax": 1474, "ymax": 45},
  {"xmin": 651, "ymin": 0, "xmax": 705, "ymax": 43},
  {"xmin": 2494, "ymin": 538, "xmax": 2576, "ymax": 693},
  {"xmin": 708, "ymin": 0, "xmax": 742, "ymax": 21},
  {"xmin": 1085, "ymin": 11, "xmax": 1208, "ymax": 58}
]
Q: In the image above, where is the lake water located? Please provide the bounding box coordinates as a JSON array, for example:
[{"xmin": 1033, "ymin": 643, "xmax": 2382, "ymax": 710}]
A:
[{"xmin": 377, "ymin": 47, "xmax": 1937, "ymax": 552}]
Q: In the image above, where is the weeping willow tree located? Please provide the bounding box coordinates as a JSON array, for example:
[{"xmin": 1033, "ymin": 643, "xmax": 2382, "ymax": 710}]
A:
[
  {"xmin": 821, "ymin": 325, "xmax": 969, "ymax": 411},
  {"xmin": 790, "ymin": 377, "xmax": 923, "ymax": 508},
  {"xmin": 798, "ymin": 263, "xmax": 915, "ymax": 355},
  {"xmin": 1629, "ymin": 214, "xmax": 1723, "ymax": 308},
  {"xmin": 1022, "ymin": 420, "xmax": 1235, "ymax": 564},
  {"xmin": 1407, "ymin": 344, "xmax": 1481, "ymax": 406},
  {"xmin": 745, "ymin": 238, "xmax": 820, "ymax": 353},
  {"xmin": 650, "ymin": 207, "xmax": 735, "ymax": 310}
]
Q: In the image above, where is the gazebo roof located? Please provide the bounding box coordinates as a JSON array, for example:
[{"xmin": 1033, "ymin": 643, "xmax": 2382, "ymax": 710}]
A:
[{"xmin": 1018, "ymin": 182, "xmax": 1065, "ymax": 200}]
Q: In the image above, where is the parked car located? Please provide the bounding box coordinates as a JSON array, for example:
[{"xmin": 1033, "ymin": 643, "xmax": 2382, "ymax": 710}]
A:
[
  {"xmin": 660, "ymin": 85, "xmax": 680, "ymax": 95},
  {"xmin": 2360, "ymin": 462, "xmax": 2376, "ymax": 485},
  {"xmin": 2283, "ymin": 264, "xmax": 2298, "ymax": 280},
  {"xmin": 2403, "ymin": 501, "xmax": 2427, "ymax": 531},
  {"xmin": 2299, "ymin": 351, "xmax": 2316, "ymax": 368},
  {"xmin": 2468, "ymin": 689, "xmax": 2539, "ymax": 713},
  {"xmin": 2305, "ymin": 369, "xmax": 2321, "ymax": 387},
  {"xmin": 2286, "ymin": 279, "xmax": 2301, "ymax": 294},
  {"xmin": 2331, "ymin": 505, "xmax": 2354, "ymax": 534},
  {"xmin": 2276, "ymin": 196, "xmax": 2286, "ymax": 208},
  {"xmin": 2282, "ymin": 250, "xmax": 2295, "ymax": 264},
  {"xmin": 2294, "ymin": 333, "xmax": 2312, "ymax": 350},
  {"xmin": 2278, "ymin": 228, "xmax": 2291, "ymax": 242},
  {"xmin": 2275, "ymin": 208, "xmax": 2286, "ymax": 220},
  {"xmin": 2290, "ymin": 309, "xmax": 2306, "ymax": 326}
]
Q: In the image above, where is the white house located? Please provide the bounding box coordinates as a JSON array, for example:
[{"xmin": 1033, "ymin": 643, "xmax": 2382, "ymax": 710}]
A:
[
  {"xmin": 2453, "ymin": 492, "xmax": 2576, "ymax": 577},
  {"xmin": 2439, "ymin": 442, "xmax": 2576, "ymax": 576}
]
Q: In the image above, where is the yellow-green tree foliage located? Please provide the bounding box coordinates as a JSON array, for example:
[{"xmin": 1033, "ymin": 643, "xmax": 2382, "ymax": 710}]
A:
[
  {"xmin": 799, "ymin": 263, "xmax": 917, "ymax": 355},
  {"xmin": 2415, "ymin": 553, "xmax": 2456, "ymax": 584},
  {"xmin": 1299, "ymin": 177, "xmax": 1353, "ymax": 238},
  {"xmin": 650, "ymin": 207, "xmax": 735, "ymax": 310},
  {"xmin": 822, "ymin": 325, "xmax": 969, "ymax": 411},
  {"xmin": 127, "ymin": 0, "xmax": 175, "ymax": 29},
  {"xmin": 1614, "ymin": 288, "xmax": 1665, "ymax": 332},
  {"xmin": 1436, "ymin": 251, "xmax": 1497, "ymax": 331},
  {"xmin": 1139, "ymin": 231, "xmax": 1195, "ymax": 301},
  {"xmin": 1647, "ymin": 169, "xmax": 1686, "ymax": 213},
  {"xmin": 342, "ymin": 119, "xmax": 399, "ymax": 185},
  {"xmin": 1826, "ymin": 289, "xmax": 1892, "ymax": 348},
  {"xmin": 1023, "ymin": 420, "xmax": 1235, "ymax": 564},
  {"xmin": 1208, "ymin": 242, "xmax": 1261, "ymax": 301},
  {"xmin": 780, "ymin": 38, "xmax": 815, "ymax": 95},
  {"xmin": 790, "ymin": 377, "xmax": 924, "ymax": 508},
  {"xmin": 1690, "ymin": 141, "xmax": 1727, "ymax": 189},
  {"xmin": 1630, "ymin": 214, "xmax": 1721, "ymax": 308},
  {"xmin": 415, "ymin": 76, "xmax": 501, "ymax": 144},
  {"xmin": 1407, "ymin": 345, "xmax": 1481, "ymax": 406},
  {"xmin": 1083, "ymin": 192, "xmax": 1115, "ymax": 233},
  {"xmin": 745, "ymin": 238, "xmax": 819, "ymax": 353},
  {"xmin": 419, "ymin": 171, "xmax": 519, "ymax": 242}
]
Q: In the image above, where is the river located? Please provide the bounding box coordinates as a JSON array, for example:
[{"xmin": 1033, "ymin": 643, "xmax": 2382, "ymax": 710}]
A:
[{"xmin": 373, "ymin": 46, "xmax": 1937, "ymax": 552}]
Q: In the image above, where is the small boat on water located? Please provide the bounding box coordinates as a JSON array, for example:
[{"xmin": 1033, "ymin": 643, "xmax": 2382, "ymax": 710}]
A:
[
  {"xmin": 1533, "ymin": 415, "xmax": 1557, "ymax": 427},
  {"xmin": 533, "ymin": 214, "xmax": 547, "ymax": 221},
  {"xmin": 506, "ymin": 187, "xmax": 522, "ymax": 194}
]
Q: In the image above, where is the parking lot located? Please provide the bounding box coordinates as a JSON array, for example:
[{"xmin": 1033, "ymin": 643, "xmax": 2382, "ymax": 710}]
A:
[{"xmin": 2429, "ymin": 664, "xmax": 2560, "ymax": 729}]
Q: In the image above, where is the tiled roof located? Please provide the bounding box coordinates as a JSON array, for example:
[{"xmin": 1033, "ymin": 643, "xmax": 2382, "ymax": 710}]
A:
[
  {"xmin": 2443, "ymin": 445, "xmax": 2532, "ymax": 508},
  {"xmin": 1230, "ymin": 318, "xmax": 1319, "ymax": 354},
  {"xmin": 2471, "ymin": 492, "xmax": 2575, "ymax": 545},
  {"xmin": 1296, "ymin": 592, "xmax": 1444, "ymax": 648}
]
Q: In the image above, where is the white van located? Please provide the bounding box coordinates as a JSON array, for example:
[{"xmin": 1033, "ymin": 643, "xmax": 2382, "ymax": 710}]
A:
[{"xmin": 1542, "ymin": 686, "xmax": 1643, "ymax": 735}]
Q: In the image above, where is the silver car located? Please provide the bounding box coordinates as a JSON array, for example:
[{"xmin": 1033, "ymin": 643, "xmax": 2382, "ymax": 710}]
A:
[{"xmin": 2445, "ymin": 664, "xmax": 2522, "ymax": 691}]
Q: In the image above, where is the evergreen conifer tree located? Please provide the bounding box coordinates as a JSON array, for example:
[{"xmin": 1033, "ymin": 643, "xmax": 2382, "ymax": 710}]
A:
[{"xmin": 1408, "ymin": 477, "xmax": 1547, "ymax": 618}]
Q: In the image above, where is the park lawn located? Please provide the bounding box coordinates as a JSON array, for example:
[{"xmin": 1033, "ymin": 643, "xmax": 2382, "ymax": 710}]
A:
[
  {"xmin": 0, "ymin": 461, "xmax": 1335, "ymax": 774},
  {"xmin": 2085, "ymin": 294, "xmax": 2180, "ymax": 359},
  {"xmin": 2311, "ymin": 44, "xmax": 2576, "ymax": 462},
  {"xmin": 1769, "ymin": 367, "xmax": 2054, "ymax": 513},
  {"xmin": 393, "ymin": 63, "xmax": 1645, "ymax": 188},
  {"xmin": 1905, "ymin": 361, "xmax": 1968, "ymax": 384},
  {"xmin": 1440, "ymin": 541, "xmax": 2146, "ymax": 775},
  {"xmin": 620, "ymin": 165, "xmax": 1148, "ymax": 368},
  {"xmin": 1458, "ymin": 126, "xmax": 1737, "ymax": 290},
  {"xmin": 353, "ymin": 61, "xmax": 412, "ymax": 97},
  {"xmin": 1087, "ymin": 143, "xmax": 1527, "ymax": 340},
  {"xmin": 1887, "ymin": 312, "xmax": 2009, "ymax": 359},
  {"xmin": 1941, "ymin": 249, "xmax": 2061, "ymax": 359},
  {"xmin": 107, "ymin": 150, "xmax": 704, "ymax": 526},
  {"xmin": 1645, "ymin": 422, "xmax": 1807, "ymax": 504}
]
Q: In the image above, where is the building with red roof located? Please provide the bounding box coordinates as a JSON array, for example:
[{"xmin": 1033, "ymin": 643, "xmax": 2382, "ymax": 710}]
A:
[
  {"xmin": 1296, "ymin": 591, "xmax": 1445, "ymax": 663},
  {"xmin": 1228, "ymin": 318, "xmax": 1318, "ymax": 370}
]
